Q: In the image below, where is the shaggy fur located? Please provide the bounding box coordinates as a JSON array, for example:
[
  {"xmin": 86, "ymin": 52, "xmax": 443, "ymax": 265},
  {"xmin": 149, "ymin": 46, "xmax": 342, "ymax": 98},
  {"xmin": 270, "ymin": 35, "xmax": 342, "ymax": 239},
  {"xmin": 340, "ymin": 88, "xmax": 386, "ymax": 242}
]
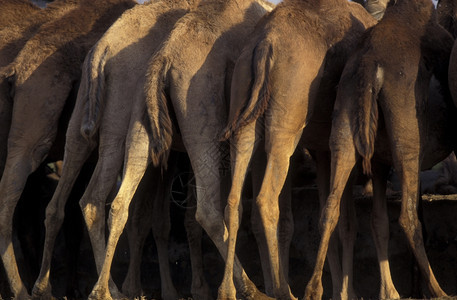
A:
[
  {"xmin": 30, "ymin": 1, "xmax": 204, "ymax": 299},
  {"xmin": 0, "ymin": 0, "xmax": 135, "ymax": 298}
]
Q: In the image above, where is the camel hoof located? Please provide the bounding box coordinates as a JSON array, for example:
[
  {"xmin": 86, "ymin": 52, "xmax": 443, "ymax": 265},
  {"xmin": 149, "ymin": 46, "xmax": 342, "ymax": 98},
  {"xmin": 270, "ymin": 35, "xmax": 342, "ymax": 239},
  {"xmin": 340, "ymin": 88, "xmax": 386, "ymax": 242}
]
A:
[
  {"xmin": 217, "ymin": 288, "xmax": 236, "ymax": 300},
  {"xmin": 192, "ymin": 281, "xmax": 214, "ymax": 300},
  {"xmin": 239, "ymin": 280, "xmax": 274, "ymax": 300},
  {"xmin": 15, "ymin": 289, "xmax": 31, "ymax": 300},
  {"xmin": 250, "ymin": 290, "xmax": 275, "ymax": 300},
  {"xmin": 88, "ymin": 287, "xmax": 113, "ymax": 300},
  {"xmin": 162, "ymin": 289, "xmax": 181, "ymax": 300},
  {"xmin": 303, "ymin": 277, "xmax": 323, "ymax": 300},
  {"xmin": 31, "ymin": 282, "xmax": 53, "ymax": 300},
  {"xmin": 121, "ymin": 281, "xmax": 142, "ymax": 299}
]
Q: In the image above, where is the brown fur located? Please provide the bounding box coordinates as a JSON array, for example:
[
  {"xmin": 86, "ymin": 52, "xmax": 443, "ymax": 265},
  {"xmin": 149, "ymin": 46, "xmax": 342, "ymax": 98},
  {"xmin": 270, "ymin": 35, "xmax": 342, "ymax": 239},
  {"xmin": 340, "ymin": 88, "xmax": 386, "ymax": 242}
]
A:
[
  {"xmin": 0, "ymin": 0, "xmax": 135, "ymax": 298},
  {"xmin": 0, "ymin": 0, "xmax": 79, "ymax": 177},
  {"xmin": 0, "ymin": 0, "xmax": 39, "ymax": 29},
  {"xmin": 437, "ymin": 0, "xmax": 457, "ymax": 38},
  {"xmin": 221, "ymin": 1, "xmax": 376, "ymax": 299},
  {"xmin": 315, "ymin": 0, "xmax": 455, "ymax": 298},
  {"xmin": 90, "ymin": 0, "xmax": 274, "ymax": 299},
  {"xmin": 32, "ymin": 1, "xmax": 204, "ymax": 299}
]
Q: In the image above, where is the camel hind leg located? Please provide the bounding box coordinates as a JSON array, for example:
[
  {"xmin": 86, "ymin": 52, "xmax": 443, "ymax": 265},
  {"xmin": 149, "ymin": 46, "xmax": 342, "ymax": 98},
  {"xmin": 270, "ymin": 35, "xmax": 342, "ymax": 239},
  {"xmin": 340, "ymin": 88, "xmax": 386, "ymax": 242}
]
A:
[
  {"xmin": 78, "ymin": 137, "xmax": 126, "ymax": 299},
  {"xmin": 253, "ymin": 128, "xmax": 301, "ymax": 300},
  {"xmin": 122, "ymin": 156, "xmax": 179, "ymax": 300},
  {"xmin": 250, "ymin": 146, "xmax": 294, "ymax": 297},
  {"xmin": 218, "ymin": 118, "xmax": 259, "ymax": 300},
  {"xmin": 304, "ymin": 123, "xmax": 358, "ymax": 300},
  {"xmin": 382, "ymin": 99, "xmax": 446, "ymax": 297},
  {"xmin": 88, "ymin": 117, "xmax": 151, "ymax": 300},
  {"xmin": 184, "ymin": 175, "xmax": 213, "ymax": 300},
  {"xmin": 370, "ymin": 161, "xmax": 400, "ymax": 299},
  {"xmin": 150, "ymin": 155, "xmax": 180, "ymax": 300},
  {"xmin": 0, "ymin": 155, "xmax": 35, "ymax": 300},
  {"xmin": 32, "ymin": 135, "xmax": 95, "ymax": 299}
]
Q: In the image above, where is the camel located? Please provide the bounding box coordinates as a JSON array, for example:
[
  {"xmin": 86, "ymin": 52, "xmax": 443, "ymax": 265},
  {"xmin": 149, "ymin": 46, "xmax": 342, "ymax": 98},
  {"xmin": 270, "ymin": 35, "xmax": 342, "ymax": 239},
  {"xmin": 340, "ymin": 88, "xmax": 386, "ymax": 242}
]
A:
[
  {"xmin": 437, "ymin": 0, "xmax": 457, "ymax": 38},
  {"xmin": 305, "ymin": 0, "xmax": 455, "ymax": 299},
  {"xmin": 31, "ymin": 1, "xmax": 210, "ymax": 299},
  {"xmin": 443, "ymin": 0, "xmax": 457, "ymax": 112},
  {"xmin": 85, "ymin": 0, "xmax": 278, "ymax": 298},
  {"xmin": 219, "ymin": 1, "xmax": 376, "ymax": 299},
  {"xmin": 0, "ymin": 0, "xmax": 135, "ymax": 298},
  {"xmin": 0, "ymin": 0, "xmax": 80, "ymax": 177}
]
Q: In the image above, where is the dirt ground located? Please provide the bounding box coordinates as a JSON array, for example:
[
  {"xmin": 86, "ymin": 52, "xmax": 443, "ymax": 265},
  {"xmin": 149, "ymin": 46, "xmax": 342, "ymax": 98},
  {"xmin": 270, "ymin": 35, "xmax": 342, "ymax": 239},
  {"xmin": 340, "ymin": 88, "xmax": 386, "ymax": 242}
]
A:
[{"xmin": 1, "ymin": 158, "xmax": 457, "ymax": 300}]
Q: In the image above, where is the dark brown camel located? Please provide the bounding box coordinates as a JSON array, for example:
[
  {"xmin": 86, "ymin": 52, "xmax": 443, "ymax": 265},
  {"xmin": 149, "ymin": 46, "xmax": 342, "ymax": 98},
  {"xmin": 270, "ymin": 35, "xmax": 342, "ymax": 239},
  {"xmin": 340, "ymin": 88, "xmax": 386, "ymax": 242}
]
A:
[
  {"xmin": 0, "ymin": 0, "xmax": 135, "ymax": 298},
  {"xmin": 305, "ymin": 0, "xmax": 454, "ymax": 299},
  {"xmin": 442, "ymin": 0, "xmax": 457, "ymax": 109},
  {"xmin": 220, "ymin": 1, "xmax": 376, "ymax": 299},
  {"xmin": 0, "ymin": 0, "xmax": 79, "ymax": 177},
  {"xmin": 86, "ymin": 0, "xmax": 275, "ymax": 299},
  {"xmin": 31, "ymin": 1, "xmax": 208, "ymax": 299}
]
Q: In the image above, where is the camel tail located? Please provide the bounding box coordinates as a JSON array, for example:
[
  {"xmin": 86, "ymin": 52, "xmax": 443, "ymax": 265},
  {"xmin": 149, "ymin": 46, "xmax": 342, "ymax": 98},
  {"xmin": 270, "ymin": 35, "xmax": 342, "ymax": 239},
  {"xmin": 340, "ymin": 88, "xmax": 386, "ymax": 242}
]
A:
[
  {"xmin": 80, "ymin": 45, "xmax": 110, "ymax": 140},
  {"xmin": 145, "ymin": 56, "xmax": 173, "ymax": 168},
  {"xmin": 221, "ymin": 40, "xmax": 273, "ymax": 140},
  {"xmin": 354, "ymin": 62, "xmax": 384, "ymax": 176}
]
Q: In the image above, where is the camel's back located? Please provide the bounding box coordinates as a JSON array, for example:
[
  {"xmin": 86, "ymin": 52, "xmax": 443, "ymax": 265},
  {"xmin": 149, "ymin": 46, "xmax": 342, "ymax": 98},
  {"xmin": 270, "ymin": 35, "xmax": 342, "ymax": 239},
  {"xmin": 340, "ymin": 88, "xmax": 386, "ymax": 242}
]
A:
[
  {"xmin": 361, "ymin": 0, "xmax": 437, "ymax": 71},
  {"xmin": 100, "ymin": 0, "xmax": 193, "ymax": 63},
  {"xmin": 0, "ymin": 0, "xmax": 80, "ymax": 70},
  {"xmin": 0, "ymin": 0, "xmax": 40, "ymax": 28},
  {"xmin": 11, "ymin": 0, "xmax": 135, "ymax": 84},
  {"xmin": 101, "ymin": 0, "xmax": 195, "ymax": 81}
]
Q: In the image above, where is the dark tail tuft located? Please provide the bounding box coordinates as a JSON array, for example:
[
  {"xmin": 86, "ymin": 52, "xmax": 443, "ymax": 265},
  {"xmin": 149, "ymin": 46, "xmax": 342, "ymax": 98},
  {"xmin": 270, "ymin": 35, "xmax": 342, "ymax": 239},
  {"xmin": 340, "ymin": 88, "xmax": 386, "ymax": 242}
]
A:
[{"xmin": 221, "ymin": 41, "xmax": 273, "ymax": 141}]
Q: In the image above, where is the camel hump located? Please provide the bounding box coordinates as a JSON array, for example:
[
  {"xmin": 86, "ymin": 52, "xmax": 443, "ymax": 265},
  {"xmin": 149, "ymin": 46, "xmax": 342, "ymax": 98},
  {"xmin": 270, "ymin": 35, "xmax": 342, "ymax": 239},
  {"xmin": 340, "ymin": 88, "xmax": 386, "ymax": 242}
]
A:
[
  {"xmin": 221, "ymin": 39, "xmax": 273, "ymax": 140},
  {"xmin": 80, "ymin": 44, "xmax": 110, "ymax": 141},
  {"xmin": 353, "ymin": 61, "xmax": 384, "ymax": 176},
  {"xmin": 145, "ymin": 55, "xmax": 173, "ymax": 168}
]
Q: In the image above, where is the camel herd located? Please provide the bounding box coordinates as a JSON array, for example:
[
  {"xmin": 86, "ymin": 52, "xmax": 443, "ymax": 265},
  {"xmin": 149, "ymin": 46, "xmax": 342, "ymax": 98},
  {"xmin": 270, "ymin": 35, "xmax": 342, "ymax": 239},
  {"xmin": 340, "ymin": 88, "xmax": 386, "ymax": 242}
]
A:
[{"xmin": 1, "ymin": 0, "xmax": 457, "ymax": 299}]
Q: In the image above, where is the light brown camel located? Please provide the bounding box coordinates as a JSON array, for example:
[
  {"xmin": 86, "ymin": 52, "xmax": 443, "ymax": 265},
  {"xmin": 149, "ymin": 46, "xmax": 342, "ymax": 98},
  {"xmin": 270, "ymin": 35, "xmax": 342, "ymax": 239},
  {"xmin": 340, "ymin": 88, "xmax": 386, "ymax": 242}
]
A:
[
  {"xmin": 220, "ymin": 1, "xmax": 376, "ymax": 299},
  {"xmin": 0, "ymin": 0, "xmax": 135, "ymax": 298},
  {"xmin": 86, "ymin": 0, "xmax": 276, "ymax": 299},
  {"xmin": 0, "ymin": 0, "xmax": 79, "ymax": 177},
  {"xmin": 31, "ymin": 1, "xmax": 210, "ymax": 299},
  {"xmin": 305, "ymin": 0, "xmax": 455, "ymax": 299}
]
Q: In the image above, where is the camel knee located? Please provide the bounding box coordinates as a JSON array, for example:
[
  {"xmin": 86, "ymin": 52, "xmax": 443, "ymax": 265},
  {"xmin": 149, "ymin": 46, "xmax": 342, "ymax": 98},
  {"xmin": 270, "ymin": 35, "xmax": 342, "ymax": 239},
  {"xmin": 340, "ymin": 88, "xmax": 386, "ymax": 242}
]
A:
[
  {"xmin": 224, "ymin": 195, "xmax": 242, "ymax": 227},
  {"xmin": 44, "ymin": 204, "xmax": 65, "ymax": 232},
  {"xmin": 195, "ymin": 206, "xmax": 224, "ymax": 239},
  {"xmin": 80, "ymin": 199, "xmax": 104, "ymax": 230},
  {"xmin": 108, "ymin": 199, "xmax": 129, "ymax": 233},
  {"xmin": 256, "ymin": 196, "xmax": 280, "ymax": 231},
  {"xmin": 319, "ymin": 196, "xmax": 340, "ymax": 234},
  {"xmin": 398, "ymin": 211, "xmax": 421, "ymax": 242}
]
